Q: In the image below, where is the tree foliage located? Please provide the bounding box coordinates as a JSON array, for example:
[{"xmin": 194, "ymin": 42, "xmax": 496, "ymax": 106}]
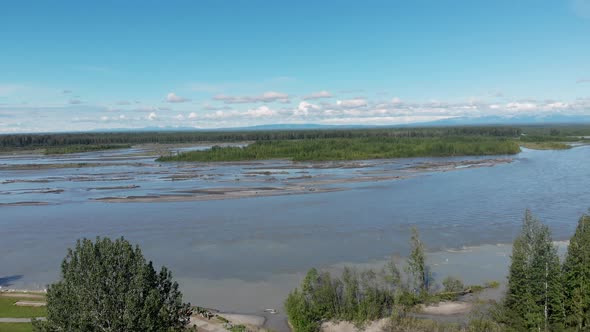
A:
[
  {"xmin": 442, "ymin": 276, "xmax": 465, "ymax": 293},
  {"xmin": 562, "ymin": 213, "xmax": 590, "ymax": 330},
  {"xmin": 285, "ymin": 265, "xmax": 403, "ymax": 332},
  {"xmin": 32, "ymin": 237, "xmax": 192, "ymax": 332},
  {"xmin": 406, "ymin": 227, "xmax": 433, "ymax": 296},
  {"xmin": 285, "ymin": 209, "xmax": 590, "ymax": 332},
  {"xmin": 285, "ymin": 230, "xmax": 432, "ymax": 331},
  {"xmin": 0, "ymin": 126, "xmax": 524, "ymax": 150},
  {"xmin": 502, "ymin": 210, "xmax": 564, "ymax": 331},
  {"xmin": 158, "ymin": 137, "xmax": 521, "ymax": 162}
]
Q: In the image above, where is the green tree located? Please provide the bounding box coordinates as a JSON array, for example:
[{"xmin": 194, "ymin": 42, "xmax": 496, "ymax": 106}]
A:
[
  {"xmin": 285, "ymin": 288, "xmax": 320, "ymax": 332},
  {"xmin": 442, "ymin": 276, "xmax": 465, "ymax": 293},
  {"xmin": 341, "ymin": 267, "xmax": 359, "ymax": 321},
  {"xmin": 32, "ymin": 237, "xmax": 192, "ymax": 332},
  {"xmin": 563, "ymin": 213, "xmax": 590, "ymax": 330},
  {"xmin": 381, "ymin": 258, "xmax": 402, "ymax": 293},
  {"xmin": 406, "ymin": 227, "xmax": 431, "ymax": 296},
  {"xmin": 356, "ymin": 270, "xmax": 382, "ymax": 322},
  {"xmin": 503, "ymin": 210, "xmax": 564, "ymax": 331}
]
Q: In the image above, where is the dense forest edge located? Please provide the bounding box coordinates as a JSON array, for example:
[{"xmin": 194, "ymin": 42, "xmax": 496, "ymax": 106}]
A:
[
  {"xmin": 285, "ymin": 210, "xmax": 590, "ymax": 332},
  {"xmin": 156, "ymin": 125, "xmax": 588, "ymax": 162},
  {"xmin": 0, "ymin": 125, "xmax": 587, "ymax": 161},
  {"xmin": 156, "ymin": 137, "xmax": 522, "ymax": 162}
]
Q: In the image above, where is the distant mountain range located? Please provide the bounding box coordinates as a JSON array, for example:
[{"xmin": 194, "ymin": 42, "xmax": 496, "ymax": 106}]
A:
[{"xmin": 91, "ymin": 114, "xmax": 590, "ymax": 133}]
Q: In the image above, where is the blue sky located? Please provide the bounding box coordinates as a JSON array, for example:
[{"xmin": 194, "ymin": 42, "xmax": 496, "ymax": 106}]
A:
[{"xmin": 1, "ymin": 0, "xmax": 589, "ymax": 132}]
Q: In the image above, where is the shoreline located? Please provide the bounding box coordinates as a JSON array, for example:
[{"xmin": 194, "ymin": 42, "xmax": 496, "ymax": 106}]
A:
[{"xmin": 1, "ymin": 240, "xmax": 571, "ymax": 332}]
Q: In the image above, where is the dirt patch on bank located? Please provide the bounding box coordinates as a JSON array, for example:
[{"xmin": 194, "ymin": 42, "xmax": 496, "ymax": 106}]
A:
[{"xmin": 419, "ymin": 301, "xmax": 473, "ymax": 315}]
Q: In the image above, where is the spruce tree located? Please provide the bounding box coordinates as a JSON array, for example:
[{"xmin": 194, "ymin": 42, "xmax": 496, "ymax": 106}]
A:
[
  {"xmin": 503, "ymin": 210, "xmax": 564, "ymax": 331},
  {"xmin": 563, "ymin": 213, "xmax": 590, "ymax": 330},
  {"xmin": 504, "ymin": 214, "xmax": 534, "ymax": 329}
]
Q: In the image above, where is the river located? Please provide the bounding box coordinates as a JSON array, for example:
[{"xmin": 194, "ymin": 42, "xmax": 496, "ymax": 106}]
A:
[{"xmin": 0, "ymin": 145, "xmax": 588, "ymax": 327}]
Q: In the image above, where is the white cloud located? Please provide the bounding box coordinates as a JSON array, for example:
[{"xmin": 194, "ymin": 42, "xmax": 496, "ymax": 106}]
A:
[
  {"xmin": 213, "ymin": 91, "xmax": 290, "ymax": 104},
  {"xmin": 98, "ymin": 114, "xmax": 127, "ymax": 122},
  {"xmin": 69, "ymin": 99, "xmax": 83, "ymax": 105},
  {"xmin": 2, "ymin": 93, "xmax": 590, "ymax": 133},
  {"xmin": 246, "ymin": 105, "xmax": 276, "ymax": 117},
  {"xmin": 319, "ymin": 115, "xmax": 456, "ymax": 125},
  {"xmin": 203, "ymin": 110, "xmax": 233, "ymax": 120},
  {"xmin": 133, "ymin": 106, "xmax": 158, "ymax": 112},
  {"xmin": 261, "ymin": 91, "xmax": 289, "ymax": 100},
  {"xmin": 295, "ymin": 101, "xmax": 320, "ymax": 117},
  {"xmin": 505, "ymin": 102, "xmax": 536, "ymax": 111},
  {"xmin": 543, "ymin": 102, "xmax": 570, "ymax": 111},
  {"xmin": 336, "ymin": 99, "xmax": 367, "ymax": 108},
  {"xmin": 577, "ymin": 78, "xmax": 590, "ymax": 84},
  {"xmin": 166, "ymin": 92, "xmax": 190, "ymax": 103},
  {"xmin": 203, "ymin": 104, "xmax": 233, "ymax": 111},
  {"xmin": 303, "ymin": 90, "xmax": 333, "ymax": 100}
]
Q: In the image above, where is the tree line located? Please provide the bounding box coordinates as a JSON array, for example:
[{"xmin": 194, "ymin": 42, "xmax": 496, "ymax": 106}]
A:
[
  {"xmin": 0, "ymin": 126, "xmax": 523, "ymax": 149},
  {"xmin": 157, "ymin": 136, "xmax": 522, "ymax": 162}
]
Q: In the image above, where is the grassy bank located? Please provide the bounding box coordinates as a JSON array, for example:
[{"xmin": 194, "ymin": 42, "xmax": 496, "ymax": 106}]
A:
[
  {"xmin": 0, "ymin": 293, "xmax": 46, "ymax": 332},
  {"xmin": 0, "ymin": 297, "xmax": 46, "ymax": 318},
  {"xmin": 0, "ymin": 323, "xmax": 33, "ymax": 332},
  {"xmin": 157, "ymin": 137, "xmax": 521, "ymax": 162},
  {"xmin": 44, "ymin": 144, "xmax": 131, "ymax": 155},
  {"xmin": 520, "ymin": 141, "xmax": 572, "ymax": 150}
]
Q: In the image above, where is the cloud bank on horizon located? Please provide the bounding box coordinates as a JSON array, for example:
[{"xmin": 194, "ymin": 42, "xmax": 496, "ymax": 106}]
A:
[{"xmin": 0, "ymin": 0, "xmax": 589, "ymax": 133}]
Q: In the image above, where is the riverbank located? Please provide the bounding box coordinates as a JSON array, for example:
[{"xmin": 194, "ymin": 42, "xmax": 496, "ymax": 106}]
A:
[{"xmin": 0, "ymin": 240, "xmax": 572, "ymax": 332}]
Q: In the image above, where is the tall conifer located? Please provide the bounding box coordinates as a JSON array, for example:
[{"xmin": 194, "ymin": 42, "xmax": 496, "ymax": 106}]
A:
[
  {"xmin": 504, "ymin": 210, "xmax": 563, "ymax": 331},
  {"xmin": 563, "ymin": 213, "xmax": 590, "ymax": 330}
]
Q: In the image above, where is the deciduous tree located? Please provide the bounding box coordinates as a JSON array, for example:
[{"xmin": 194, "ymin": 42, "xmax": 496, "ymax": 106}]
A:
[{"xmin": 32, "ymin": 237, "xmax": 192, "ymax": 332}]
